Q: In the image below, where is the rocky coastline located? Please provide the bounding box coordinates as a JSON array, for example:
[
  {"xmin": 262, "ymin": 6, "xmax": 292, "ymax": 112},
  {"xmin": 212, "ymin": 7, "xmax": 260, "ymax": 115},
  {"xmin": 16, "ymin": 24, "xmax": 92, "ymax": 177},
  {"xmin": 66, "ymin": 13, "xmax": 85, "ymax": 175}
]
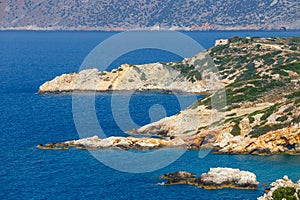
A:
[{"xmin": 38, "ymin": 37, "xmax": 300, "ymax": 155}]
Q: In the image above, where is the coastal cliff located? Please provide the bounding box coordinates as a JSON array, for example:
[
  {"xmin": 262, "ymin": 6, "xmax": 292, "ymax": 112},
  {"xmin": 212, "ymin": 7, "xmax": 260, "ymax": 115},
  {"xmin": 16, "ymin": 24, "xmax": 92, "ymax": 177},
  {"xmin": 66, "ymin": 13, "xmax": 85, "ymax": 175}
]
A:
[{"xmin": 39, "ymin": 36, "xmax": 300, "ymax": 155}]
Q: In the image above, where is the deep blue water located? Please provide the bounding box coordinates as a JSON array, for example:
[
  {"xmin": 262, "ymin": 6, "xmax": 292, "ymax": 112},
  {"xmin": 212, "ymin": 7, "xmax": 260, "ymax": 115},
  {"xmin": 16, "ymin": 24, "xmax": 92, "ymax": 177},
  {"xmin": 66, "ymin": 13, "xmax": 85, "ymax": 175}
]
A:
[{"xmin": 0, "ymin": 31, "xmax": 300, "ymax": 200}]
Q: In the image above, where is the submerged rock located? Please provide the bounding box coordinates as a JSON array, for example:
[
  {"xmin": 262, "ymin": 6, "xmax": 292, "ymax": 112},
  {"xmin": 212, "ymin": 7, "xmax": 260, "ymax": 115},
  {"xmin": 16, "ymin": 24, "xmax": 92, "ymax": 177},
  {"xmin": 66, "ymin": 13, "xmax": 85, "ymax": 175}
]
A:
[
  {"xmin": 160, "ymin": 168, "xmax": 259, "ymax": 190},
  {"xmin": 258, "ymin": 176, "xmax": 300, "ymax": 200}
]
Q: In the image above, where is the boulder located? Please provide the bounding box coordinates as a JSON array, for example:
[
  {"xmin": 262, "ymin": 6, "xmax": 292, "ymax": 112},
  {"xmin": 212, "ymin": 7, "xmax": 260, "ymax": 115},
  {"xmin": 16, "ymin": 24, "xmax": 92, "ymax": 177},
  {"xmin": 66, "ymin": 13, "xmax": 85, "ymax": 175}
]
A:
[
  {"xmin": 199, "ymin": 167, "xmax": 259, "ymax": 189},
  {"xmin": 160, "ymin": 172, "xmax": 197, "ymax": 185}
]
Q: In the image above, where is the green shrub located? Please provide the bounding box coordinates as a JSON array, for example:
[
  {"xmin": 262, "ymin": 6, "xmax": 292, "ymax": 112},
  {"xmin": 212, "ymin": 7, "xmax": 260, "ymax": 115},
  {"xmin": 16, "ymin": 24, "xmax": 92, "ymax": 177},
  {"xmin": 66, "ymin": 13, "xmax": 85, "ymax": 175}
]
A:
[
  {"xmin": 231, "ymin": 123, "xmax": 241, "ymax": 136},
  {"xmin": 292, "ymin": 115, "xmax": 300, "ymax": 124},
  {"xmin": 249, "ymin": 116, "xmax": 255, "ymax": 123},
  {"xmin": 229, "ymin": 36, "xmax": 239, "ymax": 43},
  {"xmin": 282, "ymin": 62, "xmax": 300, "ymax": 74},
  {"xmin": 288, "ymin": 36, "xmax": 300, "ymax": 43},
  {"xmin": 283, "ymin": 106, "xmax": 294, "ymax": 113},
  {"xmin": 272, "ymin": 187, "xmax": 296, "ymax": 200},
  {"xmin": 250, "ymin": 123, "xmax": 289, "ymax": 138},
  {"xmin": 261, "ymin": 104, "xmax": 279, "ymax": 120},
  {"xmin": 276, "ymin": 115, "xmax": 288, "ymax": 122},
  {"xmin": 286, "ymin": 90, "xmax": 300, "ymax": 99}
]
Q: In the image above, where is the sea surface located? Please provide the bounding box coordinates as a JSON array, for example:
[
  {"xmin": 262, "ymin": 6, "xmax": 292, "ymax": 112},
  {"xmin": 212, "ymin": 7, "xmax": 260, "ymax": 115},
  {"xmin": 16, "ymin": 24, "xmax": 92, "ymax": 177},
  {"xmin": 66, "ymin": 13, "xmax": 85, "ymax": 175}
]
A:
[{"xmin": 0, "ymin": 30, "xmax": 300, "ymax": 200}]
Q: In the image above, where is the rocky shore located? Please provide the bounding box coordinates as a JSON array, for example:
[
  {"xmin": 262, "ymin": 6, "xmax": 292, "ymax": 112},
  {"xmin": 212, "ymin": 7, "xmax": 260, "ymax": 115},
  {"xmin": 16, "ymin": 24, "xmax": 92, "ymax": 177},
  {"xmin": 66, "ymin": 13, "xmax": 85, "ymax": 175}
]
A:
[
  {"xmin": 258, "ymin": 176, "xmax": 300, "ymax": 200},
  {"xmin": 159, "ymin": 168, "xmax": 259, "ymax": 190}
]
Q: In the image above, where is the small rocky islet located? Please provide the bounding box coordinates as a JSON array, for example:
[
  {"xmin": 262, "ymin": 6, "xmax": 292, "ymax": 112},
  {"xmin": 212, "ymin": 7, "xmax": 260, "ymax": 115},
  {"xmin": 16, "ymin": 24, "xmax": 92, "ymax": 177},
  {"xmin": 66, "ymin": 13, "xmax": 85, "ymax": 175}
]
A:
[{"xmin": 159, "ymin": 168, "xmax": 259, "ymax": 190}]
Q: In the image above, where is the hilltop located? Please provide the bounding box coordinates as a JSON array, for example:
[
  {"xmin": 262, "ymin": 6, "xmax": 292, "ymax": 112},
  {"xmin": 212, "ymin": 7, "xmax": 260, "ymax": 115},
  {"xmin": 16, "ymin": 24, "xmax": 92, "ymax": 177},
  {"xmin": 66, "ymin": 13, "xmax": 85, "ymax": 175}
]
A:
[{"xmin": 0, "ymin": 0, "xmax": 299, "ymax": 31}]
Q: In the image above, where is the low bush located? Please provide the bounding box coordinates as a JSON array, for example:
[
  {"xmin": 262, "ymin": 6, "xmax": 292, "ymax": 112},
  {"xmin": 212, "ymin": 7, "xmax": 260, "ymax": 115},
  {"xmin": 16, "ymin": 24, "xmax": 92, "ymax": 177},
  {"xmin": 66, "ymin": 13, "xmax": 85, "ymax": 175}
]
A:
[{"xmin": 272, "ymin": 187, "xmax": 296, "ymax": 200}]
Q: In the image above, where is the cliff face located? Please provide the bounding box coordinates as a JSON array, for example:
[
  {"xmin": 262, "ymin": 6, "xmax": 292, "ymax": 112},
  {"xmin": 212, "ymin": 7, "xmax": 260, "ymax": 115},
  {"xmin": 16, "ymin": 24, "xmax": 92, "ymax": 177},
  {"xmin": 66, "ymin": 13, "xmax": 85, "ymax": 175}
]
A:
[{"xmin": 130, "ymin": 37, "xmax": 300, "ymax": 154}]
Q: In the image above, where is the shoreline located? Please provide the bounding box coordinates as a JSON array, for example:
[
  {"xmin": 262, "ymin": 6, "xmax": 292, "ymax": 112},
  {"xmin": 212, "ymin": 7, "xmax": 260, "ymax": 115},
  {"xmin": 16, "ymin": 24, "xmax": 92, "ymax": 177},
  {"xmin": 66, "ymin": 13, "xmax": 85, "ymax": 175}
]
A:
[
  {"xmin": 1, "ymin": 29, "xmax": 300, "ymax": 33},
  {"xmin": 37, "ymin": 135, "xmax": 300, "ymax": 156},
  {"xmin": 37, "ymin": 89, "xmax": 211, "ymax": 95}
]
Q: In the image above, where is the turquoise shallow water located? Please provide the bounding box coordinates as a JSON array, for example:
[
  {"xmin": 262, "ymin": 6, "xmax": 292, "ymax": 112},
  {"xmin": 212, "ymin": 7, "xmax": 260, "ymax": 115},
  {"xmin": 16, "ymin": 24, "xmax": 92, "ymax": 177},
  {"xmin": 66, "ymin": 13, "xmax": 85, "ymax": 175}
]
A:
[{"xmin": 0, "ymin": 31, "xmax": 299, "ymax": 200}]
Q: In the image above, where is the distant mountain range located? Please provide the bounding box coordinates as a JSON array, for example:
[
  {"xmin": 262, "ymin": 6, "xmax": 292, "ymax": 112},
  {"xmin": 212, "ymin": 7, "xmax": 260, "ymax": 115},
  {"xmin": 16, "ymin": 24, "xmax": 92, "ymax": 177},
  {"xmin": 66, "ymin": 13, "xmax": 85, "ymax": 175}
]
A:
[{"xmin": 0, "ymin": 0, "xmax": 299, "ymax": 31}]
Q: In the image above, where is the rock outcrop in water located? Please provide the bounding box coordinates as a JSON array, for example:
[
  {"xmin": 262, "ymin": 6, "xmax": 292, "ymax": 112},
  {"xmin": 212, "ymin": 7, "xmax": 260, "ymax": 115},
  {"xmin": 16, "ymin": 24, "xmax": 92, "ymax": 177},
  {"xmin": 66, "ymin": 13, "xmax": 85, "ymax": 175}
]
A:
[
  {"xmin": 258, "ymin": 176, "xmax": 300, "ymax": 200},
  {"xmin": 160, "ymin": 168, "xmax": 259, "ymax": 190}
]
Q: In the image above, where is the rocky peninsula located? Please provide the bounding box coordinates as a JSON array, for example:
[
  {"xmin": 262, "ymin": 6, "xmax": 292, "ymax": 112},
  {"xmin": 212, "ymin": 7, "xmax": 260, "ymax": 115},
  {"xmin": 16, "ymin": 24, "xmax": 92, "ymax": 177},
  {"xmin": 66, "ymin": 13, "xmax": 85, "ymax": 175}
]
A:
[
  {"xmin": 159, "ymin": 168, "xmax": 259, "ymax": 190},
  {"xmin": 38, "ymin": 52, "xmax": 220, "ymax": 94},
  {"xmin": 38, "ymin": 36, "xmax": 300, "ymax": 155}
]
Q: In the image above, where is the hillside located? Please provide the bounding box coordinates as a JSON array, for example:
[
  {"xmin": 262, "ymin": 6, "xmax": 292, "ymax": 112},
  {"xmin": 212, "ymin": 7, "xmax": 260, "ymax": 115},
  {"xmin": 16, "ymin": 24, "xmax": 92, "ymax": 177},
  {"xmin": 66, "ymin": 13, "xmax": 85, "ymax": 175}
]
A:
[{"xmin": 0, "ymin": 0, "xmax": 299, "ymax": 31}]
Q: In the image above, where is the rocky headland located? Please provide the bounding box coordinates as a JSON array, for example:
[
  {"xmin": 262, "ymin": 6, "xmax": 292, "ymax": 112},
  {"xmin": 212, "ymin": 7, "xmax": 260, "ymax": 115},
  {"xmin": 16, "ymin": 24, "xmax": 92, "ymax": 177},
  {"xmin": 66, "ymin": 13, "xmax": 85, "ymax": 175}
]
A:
[
  {"xmin": 38, "ymin": 36, "xmax": 300, "ymax": 155},
  {"xmin": 38, "ymin": 52, "xmax": 220, "ymax": 94},
  {"xmin": 159, "ymin": 167, "xmax": 259, "ymax": 190}
]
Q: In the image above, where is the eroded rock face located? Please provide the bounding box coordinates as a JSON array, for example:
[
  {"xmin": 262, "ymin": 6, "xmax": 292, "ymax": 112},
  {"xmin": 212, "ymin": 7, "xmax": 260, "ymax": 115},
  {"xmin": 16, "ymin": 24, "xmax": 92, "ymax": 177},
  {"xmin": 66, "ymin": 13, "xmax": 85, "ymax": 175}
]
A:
[
  {"xmin": 37, "ymin": 135, "xmax": 186, "ymax": 150},
  {"xmin": 133, "ymin": 103, "xmax": 300, "ymax": 155},
  {"xmin": 214, "ymin": 124, "xmax": 300, "ymax": 155},
  {"xmin": 257, "ymin": 176, "xmax": 300, "ymax": 200},
  {"xmin": 160, "ymin": 168, "xmax": 259, "ymax": 190}
]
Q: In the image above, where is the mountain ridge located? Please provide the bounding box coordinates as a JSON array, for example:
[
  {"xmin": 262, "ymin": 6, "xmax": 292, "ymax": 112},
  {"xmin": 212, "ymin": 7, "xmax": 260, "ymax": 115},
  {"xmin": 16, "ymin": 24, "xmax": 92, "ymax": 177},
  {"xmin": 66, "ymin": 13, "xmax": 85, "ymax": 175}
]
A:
[{"xmin": 1, "ymin": 0, "xmax": 299, "ymax": 31}]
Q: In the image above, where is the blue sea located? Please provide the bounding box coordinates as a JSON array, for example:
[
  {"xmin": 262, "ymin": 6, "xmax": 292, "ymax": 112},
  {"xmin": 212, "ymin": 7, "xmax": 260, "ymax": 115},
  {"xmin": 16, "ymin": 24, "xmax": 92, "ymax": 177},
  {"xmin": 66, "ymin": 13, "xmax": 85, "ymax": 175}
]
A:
[{"xmin": 0, "ymin": 30, "xmax": 300, "ymax": 200}]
